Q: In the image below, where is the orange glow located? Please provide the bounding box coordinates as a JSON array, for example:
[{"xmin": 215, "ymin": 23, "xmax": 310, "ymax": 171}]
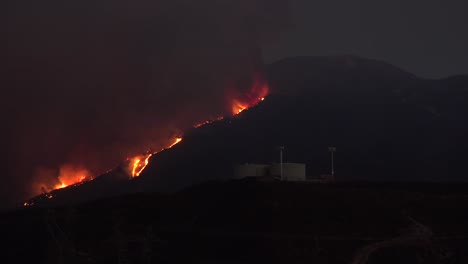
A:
[
  {"xmin": 132, "ymin": 158, "xmax": 141, "ymax": 177},
  {"xmin": 130, "ymin": 137, "xmax": 182, "ymax": 177},
  {"xmin": 194, "ymin": 120, "xmax": 211, "ymax": 128},
  {"xmin": 194, "ymin": 116, "xmax": 224, "ymax": 128},
  {"xmin": 230, "ymin": 79, "xmax": 269, "ymax": 115},
  {"xmin": 55, "ymin": 182, "xmax": 67, "ymax": 189},
  {"xmin": 131, "ymin": 153, "xmax": 153, "ymax": 178},
  {"xmin": 168, "ymin": 137, "xmax": 182, "ymax": 148},
  {"xmin": 232, "ymin": 99, "xmax": 248, "ymax": 115},
  {"xmin": 53, "ymin": 165, "xmax": 90, "ymax": 190}
]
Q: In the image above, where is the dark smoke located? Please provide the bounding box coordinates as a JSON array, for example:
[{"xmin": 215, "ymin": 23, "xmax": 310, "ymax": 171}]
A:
[{"xmin": 1, "ymin": 0, "xmax": 290, "ymax": 208}]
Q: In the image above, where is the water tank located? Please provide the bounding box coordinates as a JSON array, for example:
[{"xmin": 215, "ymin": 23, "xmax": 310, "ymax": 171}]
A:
[
  {"xmin": 270, "ymin": 163, "xmax": 306, "ymax": 181},
  {"xmin": 235, "ymin": 164, "xmax": 269, "ymax": 178}
]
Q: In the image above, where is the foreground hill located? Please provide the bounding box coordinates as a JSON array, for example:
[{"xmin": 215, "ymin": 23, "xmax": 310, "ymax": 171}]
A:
[{"xmin": 4, "ymin": 180, "xmax": 468, "ymax": 263}]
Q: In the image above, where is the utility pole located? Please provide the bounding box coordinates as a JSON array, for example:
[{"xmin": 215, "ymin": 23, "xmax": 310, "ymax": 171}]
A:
[
  {"xmin": 279, "ymin": 146, "xmax": 284, "ymax": 180},
  {"xmin": 328, "ymin": 146, "xmax": 336, "ymax": 177}
]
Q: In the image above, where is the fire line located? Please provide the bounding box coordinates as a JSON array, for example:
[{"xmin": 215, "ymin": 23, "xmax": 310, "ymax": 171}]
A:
[{"xmin": 28, "ymin": 79, "xmax": 269, "ymax": 206}]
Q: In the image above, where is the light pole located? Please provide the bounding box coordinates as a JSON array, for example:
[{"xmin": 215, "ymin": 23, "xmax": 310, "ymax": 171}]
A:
[
  {"xmin": 279, "ymin": 146, "xmax": 284, "ymax": 180},
  {"xmin": 328, "ymin": 146, "xmax": 336, "ymax": 177}
]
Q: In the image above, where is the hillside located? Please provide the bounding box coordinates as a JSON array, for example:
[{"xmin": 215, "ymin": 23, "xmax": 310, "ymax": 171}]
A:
[
  {"xmin": 23, "ymin": 55, "xmax": 468, "ymax": 207},
  {"xmin": 135, "ymin": 56, "xmax": 468, "ymax": 192}
]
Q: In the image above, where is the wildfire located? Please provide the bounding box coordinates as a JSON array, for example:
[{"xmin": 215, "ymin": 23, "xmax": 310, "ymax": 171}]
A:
[
  {"xmin": 54, "ymin": 172, "xmax": 88, "ymax": 190},
  {"xmin": 168, "ymin": 137, "xmax": 183, "ymax": 148},
  {"xmin": 230, "ymin": 78, "xmax": 269, "ymax": 115},
  {"xmin": 130, "ymin": 154, "xmax": 153, "ymax": 178},
  {"xmin": 130, "ymin": 137, "xmax": 183, "ymax": 177},
  {"xmin": 194, "ymin": 116, "xmax": 224, "ymax": 128},
  {"xmin": 27, "ymin": 76, "xmax": 269, "ymax": 207},
  {"xmin": 127, "ymin": 78, "xmax": 270, "ymax": 179},
  {"xmin": 55, "ymin": 182, "xmax": 67, "ymax": 189},
  {"xmin": 232, "ymin": 100, "xmax": 248, "ymax": 114}
]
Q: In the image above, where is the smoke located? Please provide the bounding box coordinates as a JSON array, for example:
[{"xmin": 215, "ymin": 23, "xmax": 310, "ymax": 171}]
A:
[{"xmin": 0, "ymin": 0, "xmax": 290, "ymax": 207}]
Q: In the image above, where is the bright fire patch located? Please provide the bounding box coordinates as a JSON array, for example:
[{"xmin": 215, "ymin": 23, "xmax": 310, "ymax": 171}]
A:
[
  {"xmin": 230, "ymin": 79, "xmax": 269, "ymax": 116},
  {"xmin": 53, "ymin": 166, "xmax": 90, "ymax": 190},
  {"xmin": 130, "ymin": 137, "xmax": 182, "ymax": 178}
]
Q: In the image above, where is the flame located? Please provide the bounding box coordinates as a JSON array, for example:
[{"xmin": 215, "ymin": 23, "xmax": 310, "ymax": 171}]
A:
[
  {"xmin": 194, "ymin": 116, "xmax": 224, "ymax": 128},
  {"xmin": 194, "ymin": 120, "xmax": 211, "ymax": 128},
  {"xmin": 130, "ymin": 137, "xmax": 182, "ymax": 177},
  {"xmin": 131, "ymin": 154, "xmax": 153, "ymax": 178},
  {"xmin": 230, "ymin": 79, "xmax": 269, "ymax": 115},
  {"xmin": 168, "ymin": 137, "xmax": 183, "ymax": 148},
  {"xmin": 232, "ymin": 100, "xmax": 248, "ymax": 115},
  {"xmin": 55, "ymin": 182, "xmax": 67, "ymax": 189},
  {"xmin": 23, "ymin": 201, "xmax": 34, "ymax": 207},
  {"xmin": 132, "ymin": 158, "xmax": 141, "ymax": 177},
  {"xmin": 53, "ymin": 165, "xmax": 90, "ymax": 189}
]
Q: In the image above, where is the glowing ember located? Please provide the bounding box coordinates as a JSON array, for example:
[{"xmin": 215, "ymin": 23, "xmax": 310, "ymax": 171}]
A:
[
  {"xmin": 194, "ymin": 116, "xmax": 224, "ymax": 128},
  {"xmin": 194, "ymin": 120, "xmax": 211, "ymax": 128}
]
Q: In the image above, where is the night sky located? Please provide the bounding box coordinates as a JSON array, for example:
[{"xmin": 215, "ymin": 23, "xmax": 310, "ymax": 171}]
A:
[
  {"xmin": 1, "ymin": 0, "xmax": 467, "ymax": 208},
  {"xmin": 264, "ymin": 0, "xmax": 468, "ymax": 78}
]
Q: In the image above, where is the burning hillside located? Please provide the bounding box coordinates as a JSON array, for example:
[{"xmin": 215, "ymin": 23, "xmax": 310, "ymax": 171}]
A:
[
  {"xmin": 231, "ymin": 78, "xmax": 269, "ymax": 115},
  {"xmin": 1, "ymin": 0, "xmax": 291, "ymax": 209},
  {"xmin": 125, "ymin": 80, "xmax": 268, "ymax": 180},
  {"xmin": 129, "ymin": 137, "xmax": 183, "ymax": 178},
  {"xmin": 25, "ymin": 79, "xmax": 269, "ymax": 206}
]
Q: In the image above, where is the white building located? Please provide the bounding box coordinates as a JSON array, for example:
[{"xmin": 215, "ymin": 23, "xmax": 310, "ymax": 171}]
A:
[
  {"xmin": 234, "ymin": 164, "xmax": 270, "ymax": 178},
  {"xmin": 270, "ymin": 163, "xmax": 306, "ymax": 181},
  {"xmin": 234, "ymin": 163, "xmax": 306, "ymax": 181}
]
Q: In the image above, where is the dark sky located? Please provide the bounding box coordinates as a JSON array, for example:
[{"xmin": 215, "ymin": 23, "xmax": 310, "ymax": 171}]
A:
[
  {"xmin": 1, "ymin": 0, "xmax": 467, "ymax": 208},
  {"xmin": 263, "ymin": 0, "xmax": 468, "ymax": 78},
  {"xmin": 1, "ymin": 0, "xmax": 289, "ymax": 208}
]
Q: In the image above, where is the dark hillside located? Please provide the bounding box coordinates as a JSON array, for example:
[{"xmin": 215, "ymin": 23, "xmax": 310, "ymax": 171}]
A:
[
  {"xmin": 136, "ymin": 56, "xmax": 468, "ymax": 193},
  {"xmin": 4, "ymin": 180, "xmax": 468, "ymax": 263}
]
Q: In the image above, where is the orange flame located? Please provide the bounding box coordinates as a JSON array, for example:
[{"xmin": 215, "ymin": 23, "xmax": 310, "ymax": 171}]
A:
[
  {"xmin": 232, "ymin": 100, "xmax": 249, "ymax": 115},
  {"xmin": 55, "ymin": 182, "xmax": 67, "ymax": 189},
  {"xmin": 194, "ymin": 116, "xmax": 224, "ymax": 128},
  {"xmin": 230, "ymin": 79, "xmax": 269, "ymax": 116},
  {"xmin": 131, "ymin": 153, "xmax": 153, "ymax": 178},
  {"xmin": 168, "ymin": 137, "xmax": 183, "ymax": 148},
  {"xmin": 130, "ymin": 137, "xmax": 182, "ymax": 177},
  {"xmin": 53, "ymin": 165, "xmax": 89, "ymax": 189}
]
